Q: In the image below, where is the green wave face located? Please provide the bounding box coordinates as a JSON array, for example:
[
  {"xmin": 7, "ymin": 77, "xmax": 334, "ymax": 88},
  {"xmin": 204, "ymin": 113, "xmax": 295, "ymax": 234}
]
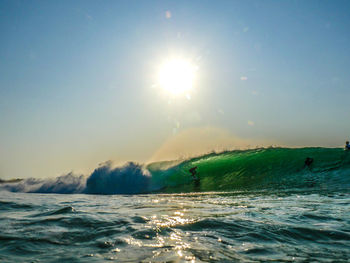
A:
[{"xmin": 147, "ymin": 148, "xmax": 350, "ymax": 193}]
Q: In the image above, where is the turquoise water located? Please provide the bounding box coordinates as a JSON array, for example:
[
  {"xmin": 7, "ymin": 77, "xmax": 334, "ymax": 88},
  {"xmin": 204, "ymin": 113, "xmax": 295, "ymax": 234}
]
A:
[
  {"xmin": 1, "ymin": 148, "xmax": 350, "ymax": 262},
  {"xmin": 148, "ymin": 147, "xmax": 350, "ymax": 193}
]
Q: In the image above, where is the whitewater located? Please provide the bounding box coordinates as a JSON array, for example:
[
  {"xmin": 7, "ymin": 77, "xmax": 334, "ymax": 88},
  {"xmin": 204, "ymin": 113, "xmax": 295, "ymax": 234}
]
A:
[{"xmin": 1, "ymin": 147, "xmax": 350, "ymax": 262}]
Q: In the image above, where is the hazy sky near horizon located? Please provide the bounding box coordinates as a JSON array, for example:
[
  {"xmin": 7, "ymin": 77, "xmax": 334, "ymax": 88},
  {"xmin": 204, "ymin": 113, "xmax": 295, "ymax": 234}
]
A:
[{"xmin": 1, "ymin": 0, "xmax": 350, "ymax": 179}]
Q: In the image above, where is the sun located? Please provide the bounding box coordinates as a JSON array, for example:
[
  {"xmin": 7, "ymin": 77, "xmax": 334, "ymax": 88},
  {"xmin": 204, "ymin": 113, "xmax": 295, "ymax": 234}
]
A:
[{"xmin": 158, "ymin": 58, "xmax": 196, "ymax": 96}]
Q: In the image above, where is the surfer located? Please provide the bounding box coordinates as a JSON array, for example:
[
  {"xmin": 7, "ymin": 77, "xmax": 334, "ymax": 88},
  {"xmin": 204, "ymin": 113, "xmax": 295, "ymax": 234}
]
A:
[
  {"xmin": 304, "ymin": 157, "xmax": 313, "ymax": 168},
  {"xmin": 304, "ymin": 157, "xmax": 315, "ymax": 187},
  {"xmin": 345, "ymin": 141, "xmax": 350, "ymax": 150},
  {"xmin": 189, "ymin": 166, "xmax": 200, "ymax": 185}
]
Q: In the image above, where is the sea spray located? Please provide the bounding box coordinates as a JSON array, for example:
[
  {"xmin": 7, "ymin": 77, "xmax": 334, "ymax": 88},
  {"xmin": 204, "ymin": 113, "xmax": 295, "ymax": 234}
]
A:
[
  {"xmin": 85, "ymin": 162, "xmax": 151, "ymax": 194},
  {"xmin": 1, "ymin": 173, "xmax": 86, "ymax": 194}
]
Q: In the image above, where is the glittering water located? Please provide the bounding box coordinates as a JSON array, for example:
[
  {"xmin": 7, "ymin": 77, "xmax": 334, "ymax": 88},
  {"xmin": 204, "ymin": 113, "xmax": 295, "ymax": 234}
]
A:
[{"xmin": 1, "ymin": 189, "xmax": 349, "ymax": 262}]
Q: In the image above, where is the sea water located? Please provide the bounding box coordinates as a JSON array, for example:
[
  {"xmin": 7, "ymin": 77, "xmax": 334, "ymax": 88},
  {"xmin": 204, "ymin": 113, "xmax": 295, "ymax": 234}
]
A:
[
  {"xmin": 1, "ymin": 148, "xmax": 350, "ymax": 262},
  {"xmin": 1, "ymin": 190, "xmax": 349, "ymax": 262}
]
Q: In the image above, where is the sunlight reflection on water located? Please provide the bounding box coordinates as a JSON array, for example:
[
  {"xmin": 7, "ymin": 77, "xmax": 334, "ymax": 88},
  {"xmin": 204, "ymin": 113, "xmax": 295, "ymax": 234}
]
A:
[{"xmin": 0, "ymin": 190, "xmax": 349, "ymax": 262}]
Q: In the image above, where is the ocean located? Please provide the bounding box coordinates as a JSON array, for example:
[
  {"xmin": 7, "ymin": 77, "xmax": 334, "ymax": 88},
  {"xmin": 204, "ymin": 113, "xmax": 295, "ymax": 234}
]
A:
[{"xmin": 1, "ymin": 148, "xmax": 350, "ymax": 262}]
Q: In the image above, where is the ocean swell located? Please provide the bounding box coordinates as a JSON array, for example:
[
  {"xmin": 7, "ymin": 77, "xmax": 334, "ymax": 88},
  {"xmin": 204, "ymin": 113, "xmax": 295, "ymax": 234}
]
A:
[{"xmin": 1, "ymin": 148, "xmax": 350, "ymax": 194}]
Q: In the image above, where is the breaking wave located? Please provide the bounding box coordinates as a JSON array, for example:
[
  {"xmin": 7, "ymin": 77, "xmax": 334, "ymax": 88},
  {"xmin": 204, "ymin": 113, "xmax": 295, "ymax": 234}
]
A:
[{"xmin": 1, "ymin": 148, "xmax": 350, "ymax": 194}]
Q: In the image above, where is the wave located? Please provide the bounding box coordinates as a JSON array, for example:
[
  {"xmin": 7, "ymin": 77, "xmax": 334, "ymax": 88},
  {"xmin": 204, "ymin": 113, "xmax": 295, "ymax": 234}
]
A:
[{"xmin": 1, "ymin": 148, "xmax": 350, "ymax": 194}]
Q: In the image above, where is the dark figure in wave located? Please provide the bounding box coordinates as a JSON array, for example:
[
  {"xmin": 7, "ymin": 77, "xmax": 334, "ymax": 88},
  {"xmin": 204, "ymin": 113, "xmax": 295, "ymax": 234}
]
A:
[
  {"xmin": 304, "ymin": 157, "xmax": 315, "ymax": 187},
  {"xmin": 189, "ymin": 166, "xmax": 200, "ymax": 187},
  {"xmin": 304, "ymin": 157, "xmax": 314, "ymax": 168},
  {"xmin": 345, "ymin": 141, "xmax": 350, "ymax": 150}
]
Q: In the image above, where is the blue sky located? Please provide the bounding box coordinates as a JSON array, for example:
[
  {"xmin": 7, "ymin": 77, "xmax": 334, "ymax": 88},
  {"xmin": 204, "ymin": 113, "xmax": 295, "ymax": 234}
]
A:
[{"xmin": 1, "ymin": 0, "xmax": 350, "ymax": 178}]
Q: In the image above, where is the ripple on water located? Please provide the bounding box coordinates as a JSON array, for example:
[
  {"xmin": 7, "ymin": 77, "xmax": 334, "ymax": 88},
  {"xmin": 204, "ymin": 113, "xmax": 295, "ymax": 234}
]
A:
[{"xmin": 0, "ymin": 191, "xmax": 349, "ymax": 262}]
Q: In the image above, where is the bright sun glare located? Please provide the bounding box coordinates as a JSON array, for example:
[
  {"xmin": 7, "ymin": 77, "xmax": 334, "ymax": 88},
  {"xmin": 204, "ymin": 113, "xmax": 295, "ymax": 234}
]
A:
[{"xmin": 158, "ymin": 59, "xmax": 196, "ymax": 96}]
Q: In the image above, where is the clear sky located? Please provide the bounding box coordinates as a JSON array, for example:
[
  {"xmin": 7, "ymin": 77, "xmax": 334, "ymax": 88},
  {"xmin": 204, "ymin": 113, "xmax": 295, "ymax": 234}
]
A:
[{"xmin": 1, "ymin": 0, "xmax": 350, "ymax": 179}]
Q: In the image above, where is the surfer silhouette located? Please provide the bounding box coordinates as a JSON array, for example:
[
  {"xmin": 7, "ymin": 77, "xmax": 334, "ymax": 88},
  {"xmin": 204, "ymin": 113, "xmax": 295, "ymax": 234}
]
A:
[
  {"xmin": 304, "ymin": 157, "xmax": 315, "ymax": 187},
  {"xmin": 345, "ymin": 141, "xmax": 350, "ymax": 150},
  {"xmin": 304, "ymin": 157, "xmax": 314, "ymax": 168},
  {"xmin": 189, "ymin": 166, "xmax": 200, "ymax": 186}
]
